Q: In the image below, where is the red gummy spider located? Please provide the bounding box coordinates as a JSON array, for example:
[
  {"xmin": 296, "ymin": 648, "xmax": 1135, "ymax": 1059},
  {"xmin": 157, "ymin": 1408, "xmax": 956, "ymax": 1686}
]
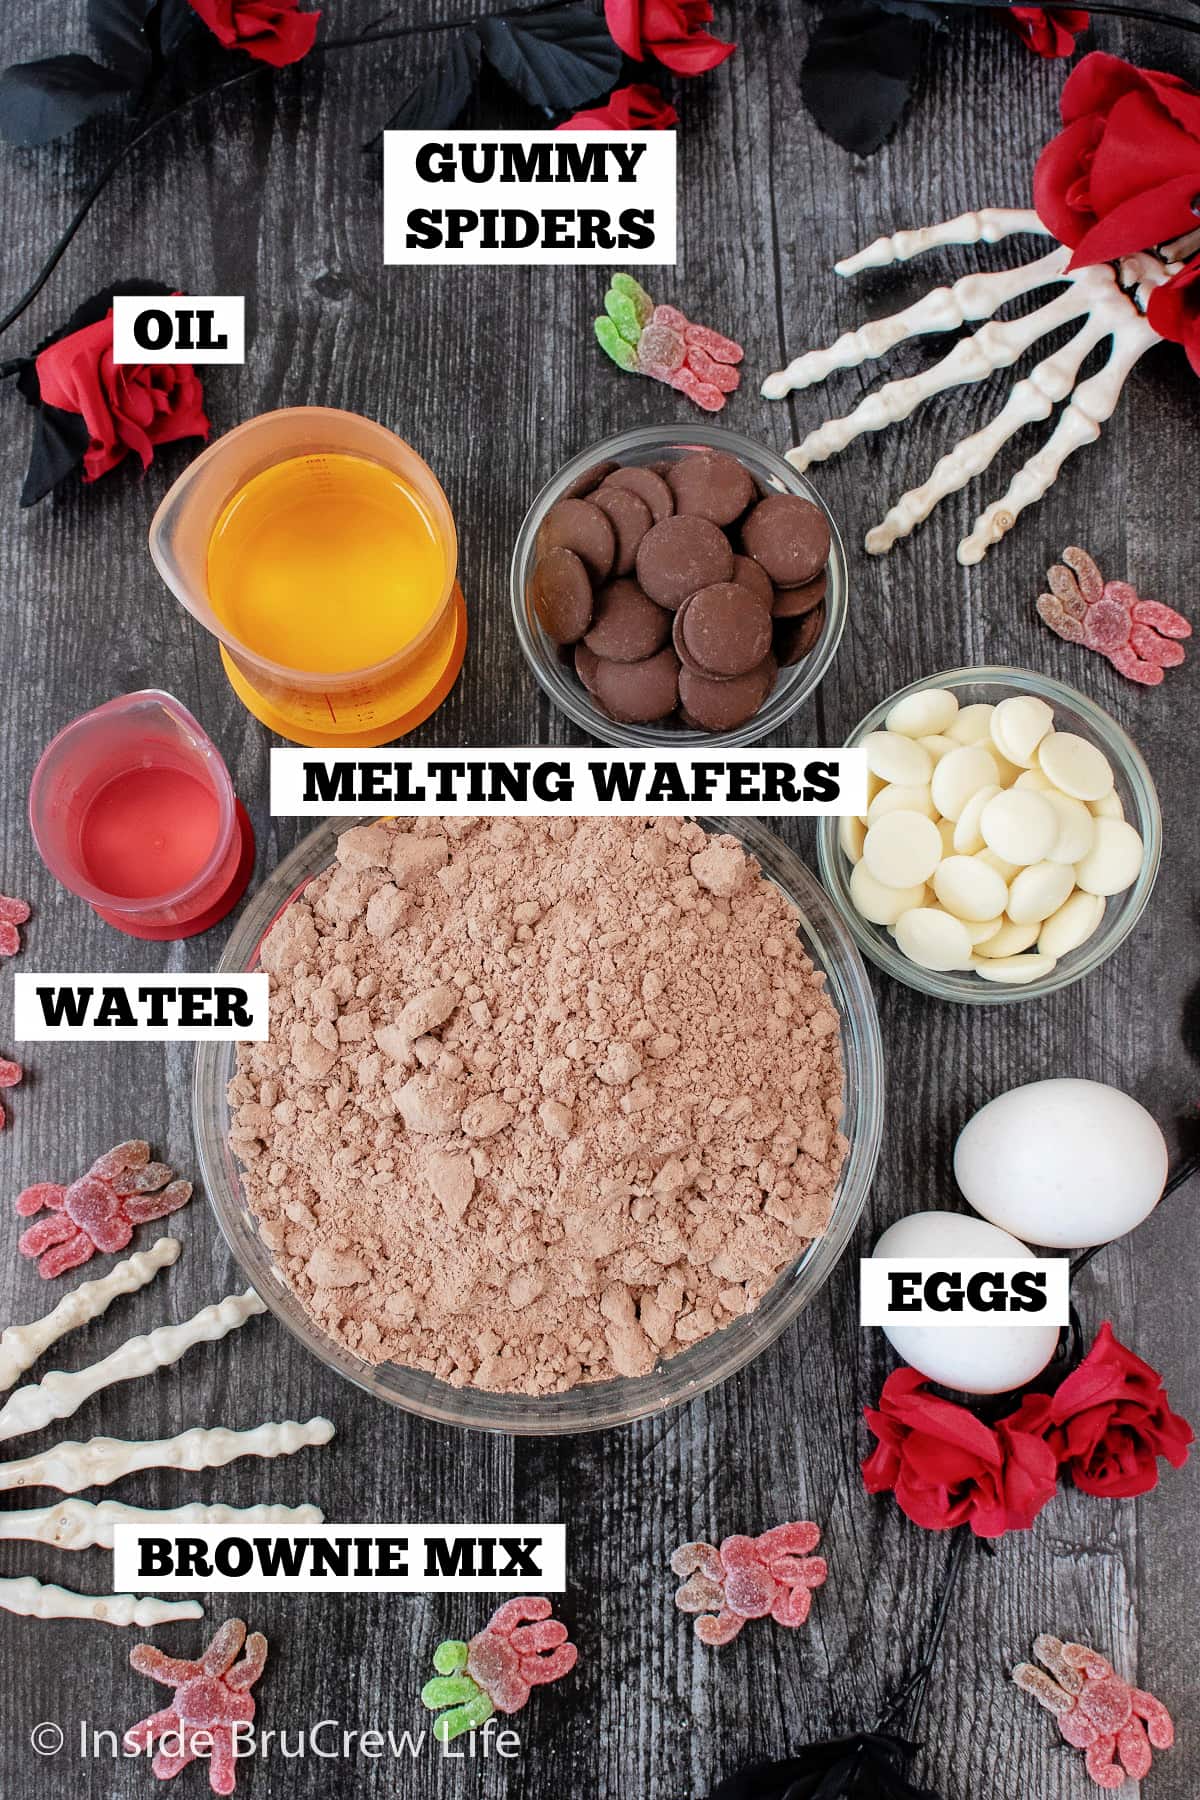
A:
[
  {"xmin": 1013, "ymin": 1634, "xmax": 1174, "ymax": 1790},
  {"xmin": 0, "ymin": 1054, "xmax": 22, "ymax": 1132},
  {"xmin": 420, "ymin": 1597, "xmax": 578, "ymax": 1742},
  {"xmin": 671, "ymin": 1521, "xmax": 828, "ymax": 1646},
  {"xmin": 0, "ymin": 892, "xmax": 30, "ymax": 958},
  {"xmin": 16, "ymin": 1140, "xmax": 193, "ymax": 1277},
  {"xmin": 124, "ymin": 1617, "xmax": 267, "ymax": 1797},
  {"xmin": 1038, "ymin": 545, "xmax": 1190, "ymax": 686}
]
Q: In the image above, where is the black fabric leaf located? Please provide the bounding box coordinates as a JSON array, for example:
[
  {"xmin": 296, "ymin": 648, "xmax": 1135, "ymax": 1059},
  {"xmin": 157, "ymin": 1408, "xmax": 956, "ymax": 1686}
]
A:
[
  {"xmin": 479, "ymin": 4, "xmax": 622, "ymax": 113},
  {"xmin": 0, "ymin": 53, "xmax": 133, "ymax": 148},
  {"xmin": 35, "ymin": 278, "xmax": 176, "ymax": 355},
  {"xmin": 366, "ymin": 29, "xmax": 482, "ymax": 145},
  {"xmin": 873, "ymin": 0, "xmax": 948, "ymax": 25},
  {"xmin": 709, "ymin": 1733, "xmax": 945, "ymax": 1800},
  {"xmin": 800, "ymin": 6, "xmax": 929, "ymax": 157},
  {"xmin": 86, "ymin": 0, "xmax": 155, "ymax": 84},
  {"xmin": 155, "ymin": 0, "xmax": 203, "ymax": 66},
  {"xmin": 21, "ymin": 406, "xmax": 91, "ymax": 508}
]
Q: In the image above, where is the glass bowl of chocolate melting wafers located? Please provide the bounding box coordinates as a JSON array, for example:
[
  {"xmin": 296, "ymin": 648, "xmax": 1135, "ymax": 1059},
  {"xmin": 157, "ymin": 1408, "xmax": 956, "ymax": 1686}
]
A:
[{"xmin": 511, "ymin": 424, "xmax": 848, "ymax": 748}]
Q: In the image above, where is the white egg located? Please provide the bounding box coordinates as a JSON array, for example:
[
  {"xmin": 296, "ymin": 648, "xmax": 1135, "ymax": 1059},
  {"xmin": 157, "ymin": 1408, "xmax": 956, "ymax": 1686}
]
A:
[
  {"xmin": 954, "ymin": 1078, "xmax": 1167, "ymax": 1249},
  {"xmin": 870, "ymin": 1211, "xmax": 1060, "ymax": 1395}
]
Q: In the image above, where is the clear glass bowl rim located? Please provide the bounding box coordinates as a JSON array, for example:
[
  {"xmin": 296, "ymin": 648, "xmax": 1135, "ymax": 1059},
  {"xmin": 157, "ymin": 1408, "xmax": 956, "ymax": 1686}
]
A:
[
  {"xmin": 816, "ymin": 665, "xmax": 1162, "ymax": 1006},
  {"xmin": 509, "ymin": 422, "xmax": 848, "ymax": 750},
  {"xmin": 194, "ymin": 816, "xmax": 885, "ymax": 1435}
]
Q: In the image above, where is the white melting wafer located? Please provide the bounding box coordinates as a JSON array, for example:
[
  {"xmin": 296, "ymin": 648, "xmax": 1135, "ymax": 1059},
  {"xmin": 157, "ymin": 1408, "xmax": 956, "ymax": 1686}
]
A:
[
  {"xmin": 0, "ymin": 1237, "xmax": 180, "ymax": 1392},
  {"xmin": 0, "ymin": 1498, "xmax": 325, "ymax": 1552},
  {"xmin": 0, "ymin": 1573, "xmax": 202, "ymax": 1628},
  {"xmin": 0, "ymin": 1416, "xmax": 335, "ymax": 1494},
  {"xmin": 0, "ymin": 1289, "xmax": 267, "ymax": 1443}
]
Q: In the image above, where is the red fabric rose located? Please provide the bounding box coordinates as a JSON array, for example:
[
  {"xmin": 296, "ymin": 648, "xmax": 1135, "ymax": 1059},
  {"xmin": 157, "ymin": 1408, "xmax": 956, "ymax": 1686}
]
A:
[
  {"xmin": 557, "ymin": 83, "xmax": 678, "ymax": 130},
  {"xmin": 604, "ymin": 0, "xmax": 735, "ymax": 76},
  {"xmin": 1022, "ymin": 1322, "xmax": 1194, "ymax": 1498},
  {"xmin": 1034, "ymin": 52, "xmax": 1200, "ymax": 268},
  {"xmin": 1148, "ymin": 256, "xmax": 1200, "ymax": 379},
  {"xmin": 35, "ymin": 313, "xmax": 209, "ymax": 485},
  {"xmin": 862, "ymin": 1367, "xmax": 1059, "ymax": 1539},
  {"xmin": 186, "ymin": 0, "xmax": 320, "ymax": 68},
  {"xmin": 1004, "ymin": 6, "xmax": 1089, "ymax": 59}
]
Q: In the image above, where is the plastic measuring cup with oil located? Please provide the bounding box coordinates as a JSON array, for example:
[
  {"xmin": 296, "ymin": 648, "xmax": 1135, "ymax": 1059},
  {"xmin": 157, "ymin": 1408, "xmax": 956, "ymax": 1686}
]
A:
[{"xmin": 149, "ymin": 408, "xmax": 467, "ymax": 746}]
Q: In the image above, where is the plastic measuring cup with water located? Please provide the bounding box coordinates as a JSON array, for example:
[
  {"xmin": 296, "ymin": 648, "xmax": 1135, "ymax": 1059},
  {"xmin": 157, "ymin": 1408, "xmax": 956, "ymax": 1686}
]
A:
[
  {"xmin": 148, "ymin": 408, "xmax": 467, "ymax": 747},
  {"xmin": 30, "ymin": 691, "xmax": 255, "ymax": 940}
]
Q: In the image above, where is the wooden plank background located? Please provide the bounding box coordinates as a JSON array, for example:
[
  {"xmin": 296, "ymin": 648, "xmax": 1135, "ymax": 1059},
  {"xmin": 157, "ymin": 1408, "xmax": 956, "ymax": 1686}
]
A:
[{"xmin": 0, "ymin": 3, "xmax": 1196, "ymax": 1795}]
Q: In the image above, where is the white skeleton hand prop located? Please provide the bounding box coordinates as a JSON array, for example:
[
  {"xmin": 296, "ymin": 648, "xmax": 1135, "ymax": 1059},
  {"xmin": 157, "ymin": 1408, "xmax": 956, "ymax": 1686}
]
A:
[{"xmin": 763, "ymin": 207, "xmax": 1179, "ymax": 565}]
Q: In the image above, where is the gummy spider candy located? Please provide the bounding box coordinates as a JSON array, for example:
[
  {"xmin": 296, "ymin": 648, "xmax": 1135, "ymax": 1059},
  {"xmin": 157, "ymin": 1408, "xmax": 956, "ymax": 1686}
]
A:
[
  {"xmin": 420, "ymin": 1597, "xmax": 577, "ymax": 1743},
  {"xmin": 1037, "ymin": 545, "xmax": 1190, "ymax": 688},
  {"xmin": 595, "ymin": 273, "xmax": 743, "ymax": 412},
  {"xmin": 16, "ymin": 1139, "xmax": 193, "ymax": 1278},
  {"xmin": 671, "ymin": 1521, "xmax": 828, "ymax": 1646},
  {"xmin": 124, "ymin": 1617, "xmax": 267, "ymax": 1797},
  {"xmin": 0, "ymin": 893, "xmax": 29, "ymax": 957},
  {"xmin": 0, "ymin": 1053, "xmax": 21, "ymax": 1132},
  {"xmin": 1013, "ymin": 1633, "xmax": 1174, "ymax": 1790}
]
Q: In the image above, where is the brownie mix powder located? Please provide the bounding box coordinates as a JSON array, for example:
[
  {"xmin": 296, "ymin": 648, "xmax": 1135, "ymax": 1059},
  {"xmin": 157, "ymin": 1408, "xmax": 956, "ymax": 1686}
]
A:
[{"xmin": 229, "ymin": 818, "xmax": 847, "ymax": 1396}]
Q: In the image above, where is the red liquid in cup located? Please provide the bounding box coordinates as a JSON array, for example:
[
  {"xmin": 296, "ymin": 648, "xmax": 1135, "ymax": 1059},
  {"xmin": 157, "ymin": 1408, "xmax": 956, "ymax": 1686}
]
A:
[{"xmin": 80, "ymin": 767, "xmax": 222, "ymax": 900}]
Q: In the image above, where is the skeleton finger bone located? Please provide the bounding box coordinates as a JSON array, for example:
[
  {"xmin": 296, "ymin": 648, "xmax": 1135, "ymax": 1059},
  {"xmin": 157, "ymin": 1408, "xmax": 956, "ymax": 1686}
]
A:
[
  {"xmin": 863, "ymin": 313, "xmax": 1109, "ymax": 554},
  {"xmin": 958, "ymin": 308, "xmax": 1159, "ymax": 564},
  {"xmin": 762, "ymin": 246, "xmax": 1069, "ymax": 399},
  {"xmin": 833, "ymin": 207, "xmax": 1053, "ymax": 278},
  {"xmin": 0, "ymin": 1238, "xmax": 180, "ymax": 1392},
  {"xmin": 790, "ymin": 282, "xmax": 1091, "ymax": 472},
  {"xmin": 766, "ymin": 202, "xmax": 1178, "ymax": 562},
  {"xmin": 0, "ymin": 1290, "xmax": 266, "ymax": 1443},
  {"xmin": 0, "ymin": 1572, "xmax": 202, "ymax": 1628},
  {"xmin": 0, "ymin": 1498, "xmax": 323, "ymax": 1551},
  {"xmin": 0, "ymin": 1415, "xmax": 334, "ymax": 1494}
]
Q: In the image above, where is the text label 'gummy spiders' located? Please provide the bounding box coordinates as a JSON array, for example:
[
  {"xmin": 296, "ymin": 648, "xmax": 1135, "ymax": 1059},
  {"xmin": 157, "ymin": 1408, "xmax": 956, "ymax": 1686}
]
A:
[
  {"xmin": 671, "ymin": 1521, "xmax": 828, "ymax": 1645},
  {"xmin": 420, "ymin": 1597, "xmax": 577, "ymax": 1742},
  {"xmin": 1013, "ymin": 1634, "xmax": 1174, "ymax": 1790},
  {"xmin": 124, "ymin": 1617, "xmax": 267, "ymax": 1797}
]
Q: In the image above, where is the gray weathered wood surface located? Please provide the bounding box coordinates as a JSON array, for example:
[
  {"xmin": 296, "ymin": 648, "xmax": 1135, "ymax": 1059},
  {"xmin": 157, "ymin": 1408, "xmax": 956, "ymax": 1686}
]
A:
[{"xmin": 0, "ymin": 3, "xmax": 1196, "ymax": 1795}]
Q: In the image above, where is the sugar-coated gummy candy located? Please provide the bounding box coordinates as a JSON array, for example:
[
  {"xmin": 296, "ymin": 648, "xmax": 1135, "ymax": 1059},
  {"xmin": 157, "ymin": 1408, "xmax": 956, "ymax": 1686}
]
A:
[
  {"xmin": 603, "ymin": 287, "xmax": 645, "ymax": 346},
  {"xmin": 15, "ymin": 1181, "xmax": 65, "ymax": 1217},
  {"xmin": 0, "ymin": 895, "xmax": 30, "ymax": 925},
  {"xmin": 594, "ymin": 316, "xmax": 639, "ymax": 371},
  {"xmin": 636, "ymin": 321, "xmax": 686, "ymax": 377},
  {"xmin": 593, "ymin": 273, "xmax": 744, "ymax": 413},
  {"xmin": 0, "ymin": 923, "xmax": 19, "ymax": 957},
  {"xmin": 125, "ymin": 1616, "xmax": 267, "ymax": 1795},
  {"xmin": 669, "ymin": 366, "xmax": 725, "ymax": 411},
  {"xmin": 421, "ymin": 1598, "xmax": 577, "ymax": 1744},
  {"xmin": 16, "ymin": 1140, "xmax": 192, "ymax": 1277},
  {"xmin": 671, "ymin": 1522, "xmax": 827, "ymax": 1646},
  {"xmin": 611, "ymin": 272, "xmax": 654, "ymax": 327},
  {"xmin": 685, "ymin": 341, "xmax": 741, "ymax": 392},
  {"xmin": 0, "ymin": 1059, "xmax": 22, "ymax": 1088}
]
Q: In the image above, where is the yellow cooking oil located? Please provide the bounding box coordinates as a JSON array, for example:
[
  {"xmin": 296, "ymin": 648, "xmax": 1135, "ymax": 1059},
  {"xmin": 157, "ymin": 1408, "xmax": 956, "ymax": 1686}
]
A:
[{"xmin": 207, "ymin": 452, "xmax": 446, "ymax": 673}]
